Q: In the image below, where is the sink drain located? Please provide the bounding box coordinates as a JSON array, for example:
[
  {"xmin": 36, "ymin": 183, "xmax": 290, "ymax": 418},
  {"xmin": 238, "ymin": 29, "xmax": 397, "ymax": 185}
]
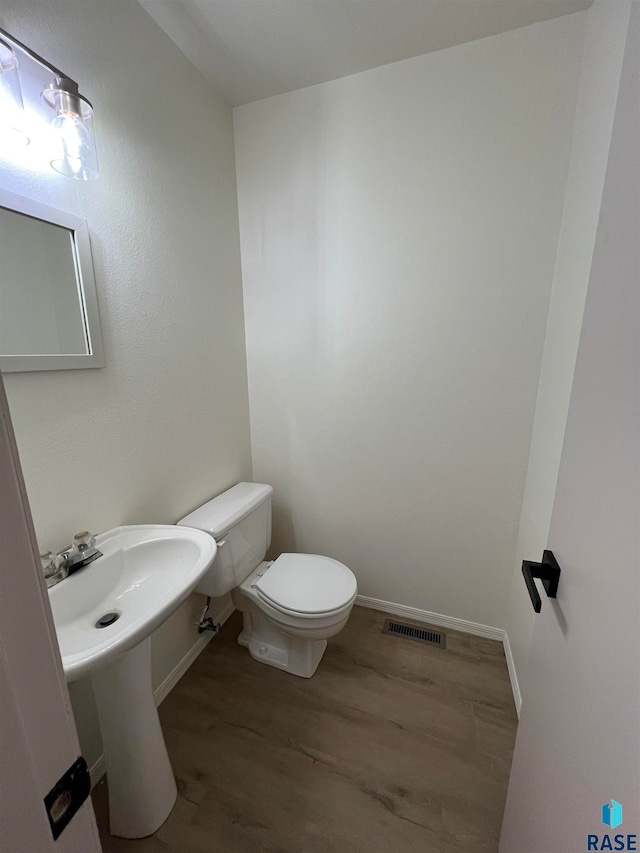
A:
[{"xmin": 95, "ymin": 612, "xmax": 120, "ymax": 629}]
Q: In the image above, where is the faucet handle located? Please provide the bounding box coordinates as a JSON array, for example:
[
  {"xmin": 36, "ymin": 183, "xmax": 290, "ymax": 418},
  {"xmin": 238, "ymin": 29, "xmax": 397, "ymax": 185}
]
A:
[
  {"xmin": 73, "ymin": 530, "xmax": 96, "ymax": 552},
  {"xmin": 40, "ymin": 551, "xmax": 57, "ymax": 578},
  {"xmin": 41, "ymin": 551, "xmax": 69, "ymax": 588}
]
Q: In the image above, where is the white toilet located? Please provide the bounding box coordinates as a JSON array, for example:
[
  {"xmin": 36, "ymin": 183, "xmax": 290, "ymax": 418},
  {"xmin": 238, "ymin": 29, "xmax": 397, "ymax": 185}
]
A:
[{"xmin": 178, "ymin": 482, "xmax": 357, "ymax": 678}]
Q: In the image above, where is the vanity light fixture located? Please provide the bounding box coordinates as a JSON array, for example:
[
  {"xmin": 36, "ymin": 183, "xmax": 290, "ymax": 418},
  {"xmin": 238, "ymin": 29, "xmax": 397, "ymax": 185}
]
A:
[
  {"xmin": 0, "ymin": 27, "xmax": 98, "ymax": 180},
  {"xmin": 0, "ymin": 39, "xmax": 29, "ymax": 148}
]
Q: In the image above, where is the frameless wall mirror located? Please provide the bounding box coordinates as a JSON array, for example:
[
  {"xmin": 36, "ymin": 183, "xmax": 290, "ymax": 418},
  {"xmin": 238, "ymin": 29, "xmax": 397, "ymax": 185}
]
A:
[{"xmin": 0, "ymin": 189, "xmax": 104, "ymax": 372}]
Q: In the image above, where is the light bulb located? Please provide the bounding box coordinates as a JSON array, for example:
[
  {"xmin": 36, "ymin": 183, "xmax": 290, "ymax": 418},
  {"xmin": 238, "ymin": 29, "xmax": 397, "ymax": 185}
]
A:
[
  {"xmin": 49, "ymin": 111, "xmax": 98, "ymax": 180},
  {"xmin": 0, "ymin": 45, "xmax": 28, "ymax": 149},
  {"xmin": 51, "ymin": 112, "xmax": 91, "ymax": 174}
]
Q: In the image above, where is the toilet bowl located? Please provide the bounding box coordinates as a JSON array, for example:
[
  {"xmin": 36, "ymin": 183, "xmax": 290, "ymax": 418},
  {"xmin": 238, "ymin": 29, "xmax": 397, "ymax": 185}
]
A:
[
  {"xmin": 178, "ymin": 483, "xmax": 357, "ymax": 678},
  {"xmin": 233, "ymin": 554, "xmax": 357, "ymax": 677}
]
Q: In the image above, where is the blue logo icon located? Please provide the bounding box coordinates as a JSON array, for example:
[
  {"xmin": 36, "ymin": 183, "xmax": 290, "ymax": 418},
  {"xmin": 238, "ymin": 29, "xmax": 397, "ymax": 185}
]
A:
[{"xmin": 602, "ymin": 800, "xmax": 623, "ymax": 830}]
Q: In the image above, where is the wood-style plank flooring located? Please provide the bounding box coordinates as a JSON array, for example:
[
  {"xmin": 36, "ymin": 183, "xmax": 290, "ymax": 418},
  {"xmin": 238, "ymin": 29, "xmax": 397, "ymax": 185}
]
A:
[{"xmin": 93, "ymin": 606, "xmax": 517, "ymax": 852}]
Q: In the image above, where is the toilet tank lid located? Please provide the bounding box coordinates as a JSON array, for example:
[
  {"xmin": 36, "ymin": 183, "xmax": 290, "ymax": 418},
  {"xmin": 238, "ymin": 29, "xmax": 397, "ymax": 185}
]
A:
[{"xmin": 177, "ymin": 482, "xmax": 273, "ymax": 539}]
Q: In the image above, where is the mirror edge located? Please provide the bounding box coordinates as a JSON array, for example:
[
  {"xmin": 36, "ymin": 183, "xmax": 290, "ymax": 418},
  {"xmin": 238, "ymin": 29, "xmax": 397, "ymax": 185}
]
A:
[{"xmin": 0, "ymin": 189, "xmax": 105, "ymax": 374}]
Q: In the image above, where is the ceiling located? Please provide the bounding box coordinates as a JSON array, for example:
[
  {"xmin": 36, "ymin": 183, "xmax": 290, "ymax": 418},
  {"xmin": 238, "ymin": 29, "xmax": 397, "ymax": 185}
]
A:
[{"xmin": 137, "ymin": 0, "xmax": 592, "ymax": 106}]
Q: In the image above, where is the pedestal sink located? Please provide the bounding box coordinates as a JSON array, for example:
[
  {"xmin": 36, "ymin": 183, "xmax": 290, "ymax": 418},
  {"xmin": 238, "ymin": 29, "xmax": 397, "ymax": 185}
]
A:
[{"xmin": 47, "ymin": 525, "xmax": 217, "ymax": 839}]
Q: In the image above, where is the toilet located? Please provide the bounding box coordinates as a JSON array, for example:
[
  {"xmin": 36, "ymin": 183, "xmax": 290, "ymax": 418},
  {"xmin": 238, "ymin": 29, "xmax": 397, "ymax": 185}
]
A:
[{"xmin": 178, "ymin": 482, "xmax": 357, "ymax": 678}]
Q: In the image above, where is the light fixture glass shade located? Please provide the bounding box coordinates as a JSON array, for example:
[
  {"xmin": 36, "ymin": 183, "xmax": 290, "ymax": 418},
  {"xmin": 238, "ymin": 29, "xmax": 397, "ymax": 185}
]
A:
[
  {"xmin": 43, "ymin": 79, "xmax": 98, "ymax": 180},
  {"xmin": 0, "ymin": 40, "xmax": 29, "ymax": 148}
]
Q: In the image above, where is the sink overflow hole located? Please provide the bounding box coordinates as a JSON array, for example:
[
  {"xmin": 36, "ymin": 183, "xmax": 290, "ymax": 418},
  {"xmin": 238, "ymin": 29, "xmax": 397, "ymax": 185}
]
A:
[{"xmin": 95, "ymin": 612, "xmax": 120, "ymax": 629}]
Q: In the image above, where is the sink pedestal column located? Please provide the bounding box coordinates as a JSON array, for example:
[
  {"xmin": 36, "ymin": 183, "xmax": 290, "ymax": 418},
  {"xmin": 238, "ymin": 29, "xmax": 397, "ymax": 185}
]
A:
[{"xmin": 91, "ymin": 637, "xmax": 177, "ymax": 838}]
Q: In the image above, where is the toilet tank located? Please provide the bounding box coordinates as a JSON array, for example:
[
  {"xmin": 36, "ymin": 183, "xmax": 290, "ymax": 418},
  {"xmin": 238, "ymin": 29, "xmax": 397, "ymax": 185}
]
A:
[{"xmin": 177, "ymin": 482, "xmax": 272, "ymax": 598}]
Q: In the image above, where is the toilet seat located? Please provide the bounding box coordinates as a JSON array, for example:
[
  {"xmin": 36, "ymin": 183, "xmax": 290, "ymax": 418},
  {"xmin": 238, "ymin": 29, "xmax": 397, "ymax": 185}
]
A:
[{"xmin": 255, "ymin": 553, "xmax": 357, "ymax": 616}]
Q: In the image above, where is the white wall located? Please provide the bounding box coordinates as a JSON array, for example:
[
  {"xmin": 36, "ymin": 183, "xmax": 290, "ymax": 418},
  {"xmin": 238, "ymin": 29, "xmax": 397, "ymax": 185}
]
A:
[
  {"xmin": 234, "ymin": 14, "xmax": 585, "ymax": 630},
  {"xmin": 503, "ymin": 0, "xmax": 631, "ymax": 712},
  {"xmin": 0, "ymin": 0, "xmax": 251, "ymax": 766}
]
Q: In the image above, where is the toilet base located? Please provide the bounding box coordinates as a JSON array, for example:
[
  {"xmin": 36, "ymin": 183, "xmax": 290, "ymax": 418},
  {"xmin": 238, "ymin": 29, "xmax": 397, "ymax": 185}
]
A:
[{"xmin": 237, "ymin": 609, "xmax": 327, "ymax": 678}]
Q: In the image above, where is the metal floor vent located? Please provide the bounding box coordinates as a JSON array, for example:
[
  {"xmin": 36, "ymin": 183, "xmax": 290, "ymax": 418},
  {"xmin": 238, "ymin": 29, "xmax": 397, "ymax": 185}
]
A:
[{"xmin": 383, "ymin": 619, "xmax": 446, "ymax": 648}]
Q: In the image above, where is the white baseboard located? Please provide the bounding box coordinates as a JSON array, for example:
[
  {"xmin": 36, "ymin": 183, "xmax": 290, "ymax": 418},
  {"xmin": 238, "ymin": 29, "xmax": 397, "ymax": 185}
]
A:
[
  {"xmin": 355, "ymin": 594, "xmax": 504, "ymax": 641},
  {"xmin": 89, "ymin": 600, "xmax": 235, "ymax": 788},
  {"xmin": 502, "ymin": 630, "xmax": 522, "ymax": 718}
]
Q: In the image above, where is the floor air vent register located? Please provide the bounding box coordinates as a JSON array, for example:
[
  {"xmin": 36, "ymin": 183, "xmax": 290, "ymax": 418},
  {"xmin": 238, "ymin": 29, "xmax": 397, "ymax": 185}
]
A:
[{"xmin": 383, "ymin": 619, "xmax": 446, "ymax": 648}]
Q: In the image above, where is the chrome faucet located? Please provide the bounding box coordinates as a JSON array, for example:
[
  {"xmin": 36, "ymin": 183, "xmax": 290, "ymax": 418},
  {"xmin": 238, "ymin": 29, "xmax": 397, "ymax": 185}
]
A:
[{"xmin": 41, "ymin": 531, "xmax": 103, "ymax": 589}]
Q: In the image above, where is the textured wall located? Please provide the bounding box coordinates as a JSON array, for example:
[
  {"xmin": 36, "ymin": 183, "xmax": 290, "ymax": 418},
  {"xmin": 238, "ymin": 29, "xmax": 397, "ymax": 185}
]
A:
[
  {"xmin": 234, "ymin": 15, "xmax": 585, "ymax": 630},
  {"xmin": 0, "ymin": 0, "xmax": 251, "ymax": 765}
]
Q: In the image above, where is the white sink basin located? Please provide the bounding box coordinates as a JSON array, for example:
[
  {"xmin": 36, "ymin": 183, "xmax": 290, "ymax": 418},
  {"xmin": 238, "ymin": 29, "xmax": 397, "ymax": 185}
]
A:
[
  {"xmin": 49, "ymin": 524, "xmax": 217, "ymax": 681},
  {"xmin": 47, "ymin": 524, "xmax": 217, "ymax": 839}
]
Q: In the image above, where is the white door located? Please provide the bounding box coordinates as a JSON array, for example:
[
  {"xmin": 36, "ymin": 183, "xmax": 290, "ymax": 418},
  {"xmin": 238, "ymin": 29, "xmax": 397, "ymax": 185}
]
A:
[
  {"xmin": 500, "ymin": 8, "xmax": 639, "ymax": 853},
  {"xmin": 0, "ymin": 374, "xmax": 102, "ymax": 852}
]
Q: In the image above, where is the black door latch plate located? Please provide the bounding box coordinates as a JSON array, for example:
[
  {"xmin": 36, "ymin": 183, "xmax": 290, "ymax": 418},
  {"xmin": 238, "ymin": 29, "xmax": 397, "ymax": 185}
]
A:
[{"xmin": 44, "ymin": 756, "xmax": 90, "ymax": 840}]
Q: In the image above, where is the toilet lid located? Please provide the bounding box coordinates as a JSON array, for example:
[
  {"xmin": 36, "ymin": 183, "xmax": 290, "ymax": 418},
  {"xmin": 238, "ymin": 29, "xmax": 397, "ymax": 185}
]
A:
[{"xmin": 255, "ymin": 554, "xmax": 357, "ymax": 614}]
